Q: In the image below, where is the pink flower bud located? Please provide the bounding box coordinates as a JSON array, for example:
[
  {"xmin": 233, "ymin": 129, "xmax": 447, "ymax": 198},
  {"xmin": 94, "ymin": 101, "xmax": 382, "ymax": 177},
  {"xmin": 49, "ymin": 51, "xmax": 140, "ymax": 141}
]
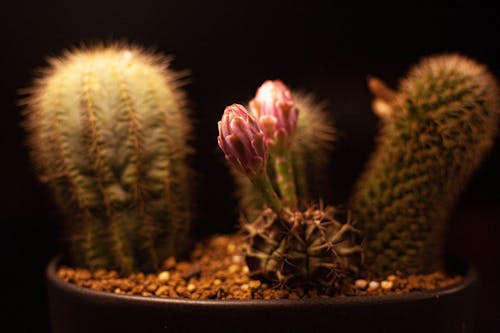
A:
[
  {"xmin": 218, "ymin": 104, "xmax": 268, "ymax": 176},
  {"xmin": 249, "ymin": 80, "xmax": 298, "ymax": 150}
]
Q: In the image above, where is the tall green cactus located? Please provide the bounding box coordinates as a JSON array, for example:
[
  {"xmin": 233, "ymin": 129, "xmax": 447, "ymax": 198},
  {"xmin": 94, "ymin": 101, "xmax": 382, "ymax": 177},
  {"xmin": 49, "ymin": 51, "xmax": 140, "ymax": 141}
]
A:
[
  {"xmin": 350, "ymin": 54, "xmax": 499, "ymax": 275},
  {"xmin": 23, "ymin": 44, "xmax": 193, "ymax": 273},
  {"xmin": 233, "ymin": 91, "xmax": 335, "ymax": 221}
]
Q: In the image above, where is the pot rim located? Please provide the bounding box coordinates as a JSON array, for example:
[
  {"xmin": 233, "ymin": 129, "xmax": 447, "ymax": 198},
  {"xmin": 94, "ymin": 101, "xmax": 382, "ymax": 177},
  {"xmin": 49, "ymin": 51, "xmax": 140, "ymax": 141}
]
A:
[{"xmin": 46, "ymin": 254, "xmax": 478, "ymax": 308}]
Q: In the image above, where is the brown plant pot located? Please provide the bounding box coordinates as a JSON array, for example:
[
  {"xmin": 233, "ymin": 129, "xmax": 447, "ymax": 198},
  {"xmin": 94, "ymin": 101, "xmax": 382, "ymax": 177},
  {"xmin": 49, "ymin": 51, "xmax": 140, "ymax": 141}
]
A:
[{"xmin": 46, "ymin": 255, "xmax": 479, "ymax": 333}]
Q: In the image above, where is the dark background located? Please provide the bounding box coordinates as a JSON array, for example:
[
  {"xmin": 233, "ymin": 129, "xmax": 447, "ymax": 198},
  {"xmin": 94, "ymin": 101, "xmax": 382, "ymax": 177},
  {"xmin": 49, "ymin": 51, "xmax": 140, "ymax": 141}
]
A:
[{"xmin": 1, "ymin": 3, "xmax": 498, "ymax": 332}]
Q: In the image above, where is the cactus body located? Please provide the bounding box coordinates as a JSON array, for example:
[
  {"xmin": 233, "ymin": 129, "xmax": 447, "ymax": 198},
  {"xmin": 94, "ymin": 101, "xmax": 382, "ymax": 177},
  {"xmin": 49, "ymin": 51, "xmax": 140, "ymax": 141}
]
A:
[
  {"xmin": 23, "ymin": 44, "xmax": 193, "ymax": 273},
  {"xmin": 350, "ymin": 54, "xmax": 499, "ymax": 275},
  {"xmin": 244, "ymin": 205, "xmax": 363, "ymax": 289},
  {"xmin": 234, "ymin": 91, "xmax": 335, "ymax": 220}
]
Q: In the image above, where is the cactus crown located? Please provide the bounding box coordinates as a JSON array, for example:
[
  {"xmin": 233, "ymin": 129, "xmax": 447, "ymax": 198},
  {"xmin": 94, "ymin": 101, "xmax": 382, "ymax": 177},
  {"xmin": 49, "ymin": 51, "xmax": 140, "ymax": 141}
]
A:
[
  {"xmin": 218, "ymin": 81, "xmax": 362, "ymax": 289},
  {"xmin": 350, "ymin": 54, "xmax": 499, "ymax": 275},
  {"xmin": 22, "ymin": 43, "xmax": 194, "ymax": 274}
]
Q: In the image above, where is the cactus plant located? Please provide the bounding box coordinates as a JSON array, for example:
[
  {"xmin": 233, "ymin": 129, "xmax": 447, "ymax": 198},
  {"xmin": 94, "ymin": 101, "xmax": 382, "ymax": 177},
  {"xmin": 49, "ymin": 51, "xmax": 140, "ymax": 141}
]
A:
[
  {"xmin": 244, "ymin": 205, "xmax": 363, "ymax": 289},
  {"xmin": 233, "ymin": 89, "xmax": 336, "ymax": 221},
  {"xmin": 218, "ymin": 86, "xmax": 362, "ymax": 289},
  {"xmin": 350, "ymin": 54, "xmax": 499, "ymax": 275},
  {"xmin": 22, "ymin": 44, "xmax": 193, "ymax": 274}
]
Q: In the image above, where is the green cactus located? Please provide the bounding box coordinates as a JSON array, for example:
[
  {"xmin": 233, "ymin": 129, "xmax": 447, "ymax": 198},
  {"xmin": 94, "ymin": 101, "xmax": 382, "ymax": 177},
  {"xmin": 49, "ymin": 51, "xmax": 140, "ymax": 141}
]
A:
[
  {"xmin": 244, "ymin": 205, "xmax": 363, "ymax": 290},
  {"xmin": 350, "ymin": 54, "xmax": 499, "ymax": 275},
  {"xmin": 233, "ymin": 91, "xmax": 336, "ymax": 221},
  {"xmin": 23, "ymin": 44, "xmax": 193, "ymax": 274}
]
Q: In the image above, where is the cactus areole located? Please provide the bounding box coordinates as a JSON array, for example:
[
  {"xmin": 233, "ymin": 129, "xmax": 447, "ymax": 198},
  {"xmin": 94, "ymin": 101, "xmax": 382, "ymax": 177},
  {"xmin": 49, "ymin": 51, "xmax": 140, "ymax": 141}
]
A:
[{"xmin": 23, "ymin": 44, "xmax": 194, "ymax": 274}]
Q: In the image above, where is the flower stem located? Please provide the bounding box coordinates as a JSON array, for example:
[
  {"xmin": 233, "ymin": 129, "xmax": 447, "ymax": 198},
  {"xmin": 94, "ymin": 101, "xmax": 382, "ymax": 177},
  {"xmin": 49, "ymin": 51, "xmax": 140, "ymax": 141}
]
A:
[
  {"xmin": 273, "ymin": 151, "xmax": 298, "ymax": 209},
  {"xmin": 250, "ymin": 172, "xmax": 282, "ymax": 214}
]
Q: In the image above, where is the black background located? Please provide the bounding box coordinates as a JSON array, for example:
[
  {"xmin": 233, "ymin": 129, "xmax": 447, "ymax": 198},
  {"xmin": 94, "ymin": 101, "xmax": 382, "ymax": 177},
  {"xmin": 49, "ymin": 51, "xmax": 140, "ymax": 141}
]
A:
[{"xmin": 1, "ymin": 2, "xmax": 499, "ymax": 332}]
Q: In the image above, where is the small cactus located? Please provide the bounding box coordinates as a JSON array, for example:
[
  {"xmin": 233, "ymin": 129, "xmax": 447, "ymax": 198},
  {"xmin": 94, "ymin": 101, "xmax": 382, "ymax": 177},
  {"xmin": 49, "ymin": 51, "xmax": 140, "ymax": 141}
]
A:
[
  {"xmin": 217, "ymin": 83, "xmax": 361, "ymax": 289},
  {"xmin": 350, "ymin": 54, "xmax": 499, "ymax": 275},
  {"xmin": 291, "ymin": 92, "xmax": 336, "ymax": 203},
  {"xmin": 234, "ymin": 87, "xmax": 336, "ymax": 221},
  {"xmin": 244, "ymin": 205, "xmax": 363, "ymax": 289},
  {"xmin": 22, "ymin": 44, "xmax": 194, "ymax": 273}
]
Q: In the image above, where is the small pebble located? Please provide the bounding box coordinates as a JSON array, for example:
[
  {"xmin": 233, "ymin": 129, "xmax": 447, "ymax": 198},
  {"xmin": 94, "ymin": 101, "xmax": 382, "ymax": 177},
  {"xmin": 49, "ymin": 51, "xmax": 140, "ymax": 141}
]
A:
[
  {"xmin": 181, "ymin": 265, "xmax": 201, "ymax": 279},
  {"xmin": 134, "ymin": 272, "xmax": 146, "ymax": 281},
  {"xmin": 93, "ymin": 269, "xmax": 107, "ymax": 279},
  {"xmin": 227, "ymin": 243, "xmax": 236, "ymax": 254},
  {"xmin": 211, "ymin": 236, "xmax": 227, "ymax": 246},
  {"xmin": 387, "ymin": 274, "xmax": 397, "ymax": 282},
  {"xmin": 155, "ymin": 285, "xmax": 169, "ymax": 296},
  {"xmin": 240, "ymin": 284, "xmax": 249, "ymax": 291},
  {"xmin": 187, "ymin": 284, "xmax": 196, "ymax": 292},
  {"xmin": 381, "ymin": 280, "xmax": 393, "ymax": 290},
  {"xmin": 228, "ymin": 264, "xmax": 240, "ymax": 274},
  {"xmin": 241, "ymin": 266, "xmax": 249, "ymax": 274},
  {"xmin": 248, "ymin": 280, "xmax": 261, "ymax": 289},
  {"xmin": 355, "ymin": 279, "xmax": 368, "ymax": 289},
  {"xmin": 163, "ymin": 257, "xmax": 176, "ymax": 269},
  {"xmin": 368, "ymin": 281, "xmax": 380, "ymax": 291},
  {"xmin": 157, "ymin": 271, "xmax": 170, "ymax": 283},
  {"xmin": 76, "ymin": 270, "xmax": 91, "ymax": 280},
  {"xmin": 192, "ymin": 248, "xmax": 203, "ymax": 258},
  {"xmin": 114, "ymin": 288, "xmax": 123, "ymax": 294},
  {"xmin": 146, "ymin": 284, "xmax": 158, "ymax": 293},
  {"xmin": 213, "ymin": 279, "xmax": 222, "ymax": 286},
  {"xmin": 232, "ymin": 255, "xmax": 243, "ymax": 264}
]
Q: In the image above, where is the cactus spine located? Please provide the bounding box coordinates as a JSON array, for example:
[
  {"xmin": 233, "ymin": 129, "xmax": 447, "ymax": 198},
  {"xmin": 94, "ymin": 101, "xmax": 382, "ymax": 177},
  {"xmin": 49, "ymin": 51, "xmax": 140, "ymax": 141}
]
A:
[
  {"xmin": 350, "ymin": 54, "xmax": 499, "ymax": 275},
  {"xmin": 234, "ymin": 91, "xmax": 336, "ymax": 220},
  {"xmin": 23, "ymin": 44, "xmax": 193, "ymax": 273}
]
